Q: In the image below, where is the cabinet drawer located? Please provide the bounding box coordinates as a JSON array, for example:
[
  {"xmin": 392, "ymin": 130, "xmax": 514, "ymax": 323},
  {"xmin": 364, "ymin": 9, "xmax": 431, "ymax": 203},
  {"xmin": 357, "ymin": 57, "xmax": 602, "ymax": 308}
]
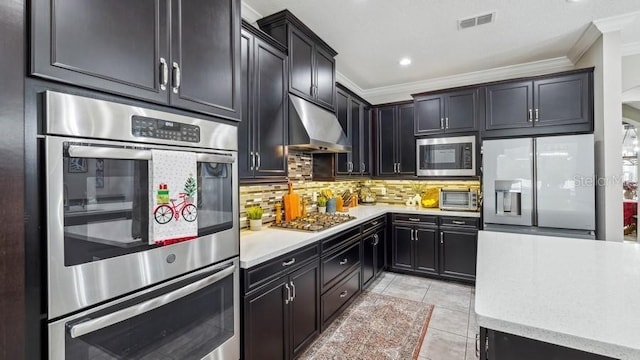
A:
[
  {"xmin": 362, "ymin": 216, "xmax": 386, "ymax": 234},
  {"xmin": 322, "ymin": 269, "xmax": 360, "ymax": 326},
  {"xmin": 244, "ymin": 244, "xmax": 319, "ymax": 293},
  {"xmin": 440, "ymin": 216, "xmax": 480, "ymax": 229},
  {"xmin": 393, "ymin": 213, "xmax": 437, "ymax": 225},
  {"xmin": 321, "ymin": 226, "xmax": 360, "ymax": 255},
  {"xmin": 322, "ymin": 241, "xmax": 360, "ymax": 291}
]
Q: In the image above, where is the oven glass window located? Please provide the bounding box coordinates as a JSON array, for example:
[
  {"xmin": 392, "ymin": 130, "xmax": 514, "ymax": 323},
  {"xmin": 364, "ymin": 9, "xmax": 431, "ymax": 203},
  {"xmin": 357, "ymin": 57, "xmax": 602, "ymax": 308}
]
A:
[
  {"xmin": 62, "ymin": 143, "xmax": 234, "ymax": 266},
  {"xmin": 197, "ymin": 161, "xmax": 233, "ymax": 236},
  {"xmin": 64, "ymin": 269, "xmax": 235, "ymax": 359},
  {"xmin": 441, "ymin": 192, "xmax": 470, "ymax": 206}
]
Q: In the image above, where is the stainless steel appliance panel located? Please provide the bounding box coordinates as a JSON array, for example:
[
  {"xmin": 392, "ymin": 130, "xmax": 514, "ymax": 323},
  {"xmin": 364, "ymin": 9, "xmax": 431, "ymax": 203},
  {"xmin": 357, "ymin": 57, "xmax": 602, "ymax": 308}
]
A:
[
  {"xmin": 416, "ymin": 135, "xmax": 476, "ymax": 176},
  {"xmin": 536, "ymin": 134, "xmax": 595, "ymax": 230},
  {"xmin": 48, "ymin": 258, "xmax": 240, "ymax": 360},
  {"xmin": 45, "ymin": 91, "xmax": 237, "ymax": 151},
  {"xmin": 47, "ymin": 135, "xmax": 239, "ymax": 319},
  {"xmin": 482, "ymin": 138, "xmax": 533, "ymax": 226}
]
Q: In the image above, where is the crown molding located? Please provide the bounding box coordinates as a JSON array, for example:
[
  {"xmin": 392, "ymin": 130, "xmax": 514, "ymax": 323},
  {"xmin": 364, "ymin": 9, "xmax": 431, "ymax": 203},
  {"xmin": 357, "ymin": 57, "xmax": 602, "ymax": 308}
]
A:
[
  {"xmin": 622, "ymin": 42, "xmax": 640, "ymax": 57},
  {"xmin": 592, "ymin": 11, "xmax": 640, "ymax": 33},
  {"xmin": 335, "ymin": 71, "xmax": 366, "ymax": 98},
  {"xmin": 359, "ymin": 57, "xmax": 575, "ymax": 105},
  {"xmin": 567, "ymin": 23, "xmax": 602, "ymax": 64},
  {"xmin": 241, "ymin": 1, "xmax": 262, "ymax": 24}
]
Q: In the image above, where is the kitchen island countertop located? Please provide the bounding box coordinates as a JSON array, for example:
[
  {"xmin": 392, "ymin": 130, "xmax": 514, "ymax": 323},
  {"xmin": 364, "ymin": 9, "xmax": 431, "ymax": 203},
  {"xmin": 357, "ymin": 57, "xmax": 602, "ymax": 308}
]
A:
[
  {"xmin": 240, "ymin": 204, "xmax": 479, "ymax": 269},
  {"xmin": 476, "ymin": 230, "xmax": 640, "ymax": 359}
]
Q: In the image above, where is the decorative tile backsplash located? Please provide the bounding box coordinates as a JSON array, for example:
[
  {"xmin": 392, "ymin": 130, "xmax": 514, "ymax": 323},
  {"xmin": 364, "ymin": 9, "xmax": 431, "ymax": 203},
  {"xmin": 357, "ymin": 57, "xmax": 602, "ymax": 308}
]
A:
[{"xmin": 239, "ymin": 151, "xmax": 480, "ymax": 229}]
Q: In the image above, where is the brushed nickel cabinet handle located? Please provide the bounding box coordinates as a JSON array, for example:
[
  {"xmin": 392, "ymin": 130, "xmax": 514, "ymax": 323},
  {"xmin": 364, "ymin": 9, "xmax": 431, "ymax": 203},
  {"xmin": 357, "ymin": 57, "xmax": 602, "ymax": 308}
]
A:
[
  {"xmin": 159, "ymin": 57, "xmax": 168, "ymax": 91},
  {"xmin": 290, "ymin": 281, "xmax": 296, "ymax": 301},
  {"xmin": 284, "ymin": 283, "xmax": 291, "ymax": 304},
  {"xmin": 339, "ymin": 290, "xmax": 348, "ymax": 298},
  {"xmin": 445, "ymin": 117, "xmax": 449, "ymax": 129},
  {"xmin": 452, "ymin": 220, "xmax": 466, "ymax": 225},
  {"xmin": 250, "ymin": 151, "xmax": 254, "ymax": 170},
  {"xmin": 282, "ymin": 258, "xmax": 296, "ymax": 266},
  {"xmin": 535, "ymin": 108, "xmax": 539, "ymax": 122},
  {"xmin": 440, "ymin": 231, "xmax": 444, "ymax": 245},
  {"xmin": 256, "ymin": 152, "xmax": 261, "ymax": 170},
  {"xmin": 408, "ymin": 217, "xmax": 420, "ymax": 222},
  {"xmin": 172, "ymin": 62, "xmax": 181, "ymax": 93},
  {"xmin": 440, "ymin": 118, "xmax": 444, "ymax": 129},
  {"xmin": 339, "ymin": 258, "xmax": 348, "ymax": 265},
  {"xmin": 528, "ymin": 109, "xmax": 533, "ymax": 122}
]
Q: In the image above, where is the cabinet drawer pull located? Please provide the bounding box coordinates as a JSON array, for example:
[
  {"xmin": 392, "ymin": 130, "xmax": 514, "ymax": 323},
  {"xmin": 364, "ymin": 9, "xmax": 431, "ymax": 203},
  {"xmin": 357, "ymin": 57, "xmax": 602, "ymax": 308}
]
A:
[
  {"xmin": 475, "ymin": 333, "xmax": 480, "ymax": 357},
  {"xmin": 339, "ymin": 258, "xmax": 348, "ymax": 265},
  {"xmin": 339, "ymin": 290, "xmax": 348, "ymax": 298},
  {"xmin": 159, "ymin": 57, "xmax": 168, "ymax": 91},
  {"xmin": 282, "ymin": 258, "xmax": 296, "ymax": 267},
  {"xmin": 371, "ymin": 221, "xmax": 378, "ymax": 226},
  {"xmin": 408, "ymin": 218, "xmax": 420, "ymax": 222},
  {"xmin": 290, "ymin": 281, "xmax": 296, "ymax": 301},
  {"xmin": 452, "ymin": 220, "xmax": 466, "ymax": 225}
]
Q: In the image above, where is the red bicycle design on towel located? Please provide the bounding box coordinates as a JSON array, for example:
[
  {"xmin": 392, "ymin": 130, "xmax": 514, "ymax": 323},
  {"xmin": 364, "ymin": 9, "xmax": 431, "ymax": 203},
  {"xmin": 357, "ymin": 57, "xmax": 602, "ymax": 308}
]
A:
[{"xmin": 153, "ymin": 193, "xmax": 197, "ymax": 224}]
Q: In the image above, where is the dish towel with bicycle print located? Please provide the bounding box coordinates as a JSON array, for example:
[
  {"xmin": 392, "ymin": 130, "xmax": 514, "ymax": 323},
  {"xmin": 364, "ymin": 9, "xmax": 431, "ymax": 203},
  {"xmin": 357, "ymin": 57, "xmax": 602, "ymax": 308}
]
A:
[{"xmin": 149, "ymin": 150, "xmax": 198, "ymax": 245}]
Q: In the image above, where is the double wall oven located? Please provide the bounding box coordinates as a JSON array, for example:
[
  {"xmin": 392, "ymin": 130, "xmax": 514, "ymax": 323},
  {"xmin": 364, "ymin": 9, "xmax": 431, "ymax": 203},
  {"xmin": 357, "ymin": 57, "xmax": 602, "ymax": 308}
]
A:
[{"xmin": 43, "ymin": 92, "xmax": 240, "ymax": 359}]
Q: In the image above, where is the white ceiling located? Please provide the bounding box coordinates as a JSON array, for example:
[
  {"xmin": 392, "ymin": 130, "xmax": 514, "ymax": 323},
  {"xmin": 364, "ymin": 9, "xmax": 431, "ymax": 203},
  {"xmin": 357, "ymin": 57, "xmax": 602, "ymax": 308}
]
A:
[{"xmin": 242, "ymin": 0, "xmax": 640, "ymax": 102}]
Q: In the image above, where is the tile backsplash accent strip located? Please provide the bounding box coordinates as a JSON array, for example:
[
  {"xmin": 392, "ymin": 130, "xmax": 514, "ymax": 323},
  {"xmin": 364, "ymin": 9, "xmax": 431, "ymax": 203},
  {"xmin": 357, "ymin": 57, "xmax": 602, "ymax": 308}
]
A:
[{"xmin": 239, "ymin": 150, "xmax": 480, "ymax": 229}]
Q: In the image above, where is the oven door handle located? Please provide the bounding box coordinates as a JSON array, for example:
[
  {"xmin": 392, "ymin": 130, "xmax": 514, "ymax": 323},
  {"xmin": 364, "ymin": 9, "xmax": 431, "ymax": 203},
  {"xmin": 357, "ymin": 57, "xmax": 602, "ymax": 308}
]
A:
[
  {"xmin": 68, "ymin": 145, "xmax": 152, "ymax": 160},
  {"xmin": 67, "ymin": 145, "xmax": 235, "ymax": 164},
  {"xmin": 67, "ymin": 262, "xmax": 236, "ymax": 339}
]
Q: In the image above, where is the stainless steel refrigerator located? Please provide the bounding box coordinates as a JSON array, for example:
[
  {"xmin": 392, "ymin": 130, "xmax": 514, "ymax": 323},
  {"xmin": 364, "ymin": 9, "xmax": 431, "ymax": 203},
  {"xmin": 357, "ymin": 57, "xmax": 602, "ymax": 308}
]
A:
[{"xmin": 482, "ymin": 134, "xmax": 596, "ymax": 239}]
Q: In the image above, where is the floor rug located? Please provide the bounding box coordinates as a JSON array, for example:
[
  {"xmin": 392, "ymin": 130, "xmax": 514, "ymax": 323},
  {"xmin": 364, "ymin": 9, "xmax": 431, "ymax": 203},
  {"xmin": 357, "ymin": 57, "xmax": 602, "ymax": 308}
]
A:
[{"xmin": 299, "ymin": 290, "xmax": 434, "ymax": 360}]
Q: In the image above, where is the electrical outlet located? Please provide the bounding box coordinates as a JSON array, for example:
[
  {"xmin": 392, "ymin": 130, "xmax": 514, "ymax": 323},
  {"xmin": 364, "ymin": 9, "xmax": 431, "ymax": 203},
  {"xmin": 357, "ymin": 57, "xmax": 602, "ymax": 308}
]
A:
[{"xmin": 380, "ymin": 187, "xmax": 386, "ymax": 195}]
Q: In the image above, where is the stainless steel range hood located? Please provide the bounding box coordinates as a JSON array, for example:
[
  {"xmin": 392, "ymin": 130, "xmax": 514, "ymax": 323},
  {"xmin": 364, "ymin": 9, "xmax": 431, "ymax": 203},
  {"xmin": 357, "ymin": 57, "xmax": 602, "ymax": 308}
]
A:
[{"xmin": 288, "ymin": 94, "xmax": 351, "ymax": 153}]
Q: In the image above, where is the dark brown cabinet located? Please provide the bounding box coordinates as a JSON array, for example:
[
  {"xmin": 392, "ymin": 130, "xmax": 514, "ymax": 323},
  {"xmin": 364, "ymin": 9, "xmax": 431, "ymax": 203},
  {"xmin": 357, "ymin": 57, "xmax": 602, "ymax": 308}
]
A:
[
  {"xmin": 32, "ymin": 0, "xmax": 241, "ymax": 120},
  {"xmin": 243, "ymin": 260, "xmax": 320, "ymax": 360},
  {"xmin": 239, "ymin": 24, "xmax": 288, "ymax": 182},
  {"xmin": 391, "ymin": 214, "xmax": 478, "ymax": 282},
  {"xmin": 414, "ymin": 88, "xmax": 478, "ymax": 135},
  {"xmin": 485, "ymin": 71, "xmax": 592, "ymax": 136},
  {"xmin": 362, "ymin": 225, "xmax": 386, "ymax": 288},
  {"xmin": 391, "ymin": 224, "xmax": 438, "ymax": 275},
  {"xmin": 336, "ymin": 85, "xmax": 371, "ymax": 176},
  {"xmin": 258, "ymin": 10, "xmax": 337, "ymax": 111},
  {"xmin": 376, "ymin": 103, "xmax": 415, "ymax": 176},
  {"xmin": 439, "ymin": 228, "xmax": 477, "ymax": 281}
]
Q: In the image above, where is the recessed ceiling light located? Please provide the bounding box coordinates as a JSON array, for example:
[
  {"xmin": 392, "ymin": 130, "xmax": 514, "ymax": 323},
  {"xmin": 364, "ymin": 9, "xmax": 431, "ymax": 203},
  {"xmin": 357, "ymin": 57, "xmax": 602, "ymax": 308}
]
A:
[
  {"xmin": 566, "ymin": 0, "xmax": 582, "ymax": 2},
  {"xmin": 399, "ymin": 58, "xmax": 412, "ymax": 66}
]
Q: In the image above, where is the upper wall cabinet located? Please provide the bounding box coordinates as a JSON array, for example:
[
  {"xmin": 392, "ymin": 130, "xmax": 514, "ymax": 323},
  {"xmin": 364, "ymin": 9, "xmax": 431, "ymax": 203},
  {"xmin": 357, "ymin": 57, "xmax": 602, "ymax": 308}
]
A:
[
  {"xmin": 239, "ymin": 23, "xmax": 289, "ymax": 183},
  {"xmin": 31, "ymin": 0, "xmax": 241, "ymax": 121},
  {"xmin": 336, "ymin": 85, "xmax": 371, "ymax": 176},
  {"xmin": 258, "ymin": 10, "xmax": 337, "ymax": 111},
  {"xmin": 484, "ymin": 70, "xmax": 592, "ymax": 137},
  {"xmin": 414, "ymin": 88, "xmax": 479, "ymax": 135},
  {"xmin": 376, "ymin": 103, "xmax": 415, "ymax": 177}
]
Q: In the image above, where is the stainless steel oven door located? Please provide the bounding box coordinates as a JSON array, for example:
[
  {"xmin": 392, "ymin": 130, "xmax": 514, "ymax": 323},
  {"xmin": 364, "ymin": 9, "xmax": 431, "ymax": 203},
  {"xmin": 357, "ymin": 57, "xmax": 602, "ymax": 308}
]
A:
[
  {"xmin": 48, "ymin": 258, "xmax": 240, "ymax": 360},
  {"xmin": 46, "ymin": 136, "xmax": 239, "ymax": 319}
]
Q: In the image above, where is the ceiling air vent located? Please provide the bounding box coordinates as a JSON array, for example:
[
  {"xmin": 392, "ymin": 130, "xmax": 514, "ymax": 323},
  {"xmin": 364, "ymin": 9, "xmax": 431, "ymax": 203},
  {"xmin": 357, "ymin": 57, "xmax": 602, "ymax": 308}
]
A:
[{"xmin": 458, "ymin": 11, "xmax": 496, "ymax": 30}]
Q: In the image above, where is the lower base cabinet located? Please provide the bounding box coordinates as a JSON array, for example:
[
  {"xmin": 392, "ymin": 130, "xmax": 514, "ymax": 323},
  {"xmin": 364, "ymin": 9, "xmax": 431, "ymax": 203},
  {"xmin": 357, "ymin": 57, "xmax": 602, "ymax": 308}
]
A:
[
  {"xmin": 481, "ymin": 328, "xmax": 615, "ymax": 360},
  {"xmin": 243, "ymin": 261, "xmax": 320, "ymax": 360},
  {"xmin": 362, "ymin": 225, "xmax": 386, "ymax": 287},
  {"xmin": 390, "ymin": 214, "xmax": 478, "ymax": 282}
]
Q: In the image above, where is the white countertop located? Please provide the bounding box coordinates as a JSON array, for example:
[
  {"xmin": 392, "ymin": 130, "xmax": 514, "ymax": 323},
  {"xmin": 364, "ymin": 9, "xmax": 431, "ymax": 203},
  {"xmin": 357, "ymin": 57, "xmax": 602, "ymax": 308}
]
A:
[
  {"xmin": 475, "ymin": 230, "xmax": 640, "ymax": 359},
  {"xmin": 240, "ymin": 204, "xmax": 479, "ymax": 269}
]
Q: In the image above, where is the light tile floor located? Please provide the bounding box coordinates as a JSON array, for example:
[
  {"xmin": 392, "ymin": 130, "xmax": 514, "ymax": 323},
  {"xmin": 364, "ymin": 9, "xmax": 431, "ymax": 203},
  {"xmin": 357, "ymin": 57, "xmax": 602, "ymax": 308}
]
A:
[{"xmin": 368, "ymin": 272, "xmax": 478, "ymax": 360}]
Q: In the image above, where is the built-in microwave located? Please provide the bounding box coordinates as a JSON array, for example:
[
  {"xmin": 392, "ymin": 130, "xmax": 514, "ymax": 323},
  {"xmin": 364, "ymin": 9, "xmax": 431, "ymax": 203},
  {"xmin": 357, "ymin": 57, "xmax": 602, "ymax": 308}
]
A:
[{"xmin": 416, "ymin": 135, "xmax": 476, "ymax": 176}]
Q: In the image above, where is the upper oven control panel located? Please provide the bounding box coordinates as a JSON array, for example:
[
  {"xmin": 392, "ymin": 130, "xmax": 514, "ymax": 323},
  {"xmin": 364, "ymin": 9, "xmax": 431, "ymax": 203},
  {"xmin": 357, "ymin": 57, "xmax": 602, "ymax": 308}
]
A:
[{"xmin": 131, "ymin": 116, "xmax": 201, "ymax": 143}]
